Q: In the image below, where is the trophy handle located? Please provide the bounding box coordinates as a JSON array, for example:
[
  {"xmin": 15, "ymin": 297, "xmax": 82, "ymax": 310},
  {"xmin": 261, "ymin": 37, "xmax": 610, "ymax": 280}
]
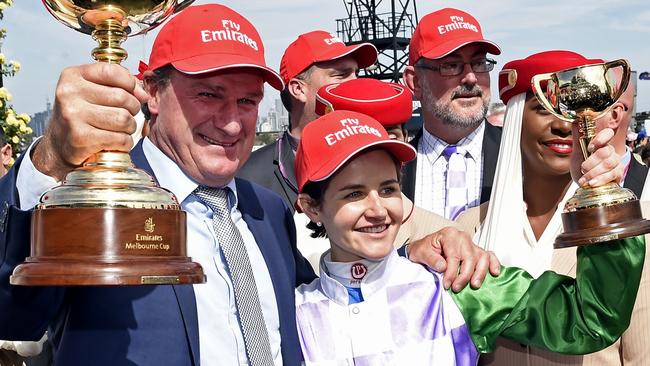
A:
[
  {"xmin": 604, "ymin": 59, "xmax": 631, "ymax": 107},
  {"xmin": 531, "ymin": 73, "xmax": 572, "ymax": 122}
]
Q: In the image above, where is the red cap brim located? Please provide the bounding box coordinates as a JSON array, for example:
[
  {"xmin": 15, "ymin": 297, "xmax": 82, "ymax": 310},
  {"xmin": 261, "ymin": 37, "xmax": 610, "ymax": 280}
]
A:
[
  {"xmin": 172, "ymin": 54, "xmax": 284, "ymax": 90},
  {"xmin": 421, "ymin": 39, "xmax": 501, "ymax": 61},
  {"xmin": 315, "ymin": 42, "xmax": 378, "ymax": 69},
  {"xmin": 311, "ymin": 139, "xmax": 416, "ymax": 183}
]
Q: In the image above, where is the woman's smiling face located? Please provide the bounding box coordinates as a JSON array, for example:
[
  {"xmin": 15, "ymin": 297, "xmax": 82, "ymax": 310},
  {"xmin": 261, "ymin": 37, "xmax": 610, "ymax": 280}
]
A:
[
  {"xmin": 304, "ymin": 149, "xmax": 403, "ymax": 263},
  {"xmin": 521, "ymin": 94, "xmax": 574, "ymax": 177}
]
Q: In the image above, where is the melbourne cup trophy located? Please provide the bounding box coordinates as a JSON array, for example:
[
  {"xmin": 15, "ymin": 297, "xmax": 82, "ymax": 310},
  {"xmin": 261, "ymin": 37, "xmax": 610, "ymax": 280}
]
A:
[
  {"xmin": 10, "ymin": 0, "xmax": 205, "ymax": 285},
  {"xmin": 532, "ymin": 60, "xmax": 650, "ymax": 248}
]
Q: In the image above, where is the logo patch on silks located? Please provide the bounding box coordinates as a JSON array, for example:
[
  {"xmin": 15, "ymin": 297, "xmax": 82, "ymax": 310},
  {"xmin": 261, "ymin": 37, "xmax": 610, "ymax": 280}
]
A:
[{"xmin": 350, "ymin": 263, "xmax": 368, "ymax": 280}]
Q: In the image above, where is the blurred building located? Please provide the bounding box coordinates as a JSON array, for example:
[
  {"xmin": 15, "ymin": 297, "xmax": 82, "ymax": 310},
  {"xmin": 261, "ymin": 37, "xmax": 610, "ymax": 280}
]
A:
[
  {"xmin": 257, "ymin": 98, "xmax": 289, "ymax": 133},
  {"xmin": 30, "ymin": 99, "xmax": 52, "ymax": 137}
]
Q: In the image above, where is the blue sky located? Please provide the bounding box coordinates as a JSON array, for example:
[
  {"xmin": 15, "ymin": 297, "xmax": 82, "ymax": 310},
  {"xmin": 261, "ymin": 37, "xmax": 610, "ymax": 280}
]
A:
[{"xmin": 2, "ymin": 0, "xmax": 649, "ymax": 118}]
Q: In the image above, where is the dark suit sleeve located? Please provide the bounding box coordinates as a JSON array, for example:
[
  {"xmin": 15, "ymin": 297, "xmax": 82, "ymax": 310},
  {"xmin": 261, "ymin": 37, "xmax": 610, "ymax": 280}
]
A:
[
  {"xmin": 0, "ymin": 157, "xmax": 65, "ymax": 341},
  {"xmin": 282, "ymin": 202, "xmax": 316, "ymax": 286}
]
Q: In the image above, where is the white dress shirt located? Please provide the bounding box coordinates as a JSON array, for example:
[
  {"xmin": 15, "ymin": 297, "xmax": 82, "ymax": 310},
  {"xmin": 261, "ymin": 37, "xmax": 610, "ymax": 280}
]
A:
[
  {"xmin": 414, "ymin": 123, "xmax": 485, "ymax": 216},
  {"xmin": 16, "ymin": 138, "xmax": 283, "ymax": 366}
]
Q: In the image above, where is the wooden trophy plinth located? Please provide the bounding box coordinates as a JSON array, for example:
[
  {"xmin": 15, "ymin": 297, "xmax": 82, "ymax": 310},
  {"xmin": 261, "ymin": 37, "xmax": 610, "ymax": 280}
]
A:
[
  {"xmin": 555, "ymin": 200, "xmax": 650, "ymax": 248},
  {"xmin": 10, "ymin": 208, "xmax": 205, "ymax": 286}
]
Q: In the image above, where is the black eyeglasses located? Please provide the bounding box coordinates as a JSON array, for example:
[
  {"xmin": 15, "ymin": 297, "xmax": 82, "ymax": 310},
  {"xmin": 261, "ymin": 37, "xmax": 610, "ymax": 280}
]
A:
[{"xmin": 416, "ymin": 58, "xmax": 497, "ymax": 76}]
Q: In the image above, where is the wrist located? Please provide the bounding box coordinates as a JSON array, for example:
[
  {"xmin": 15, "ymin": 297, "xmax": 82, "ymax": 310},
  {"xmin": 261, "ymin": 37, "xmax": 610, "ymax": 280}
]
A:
[{"xmin": 31, "ymin": 136, "xmax": 75, "ymax": 181}]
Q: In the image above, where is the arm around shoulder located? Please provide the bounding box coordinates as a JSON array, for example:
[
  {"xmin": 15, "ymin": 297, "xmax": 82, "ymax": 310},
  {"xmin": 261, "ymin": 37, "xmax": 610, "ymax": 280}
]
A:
[{"xmin": 450, "ymin": 236, "xmax": 645, "ymax": 355}]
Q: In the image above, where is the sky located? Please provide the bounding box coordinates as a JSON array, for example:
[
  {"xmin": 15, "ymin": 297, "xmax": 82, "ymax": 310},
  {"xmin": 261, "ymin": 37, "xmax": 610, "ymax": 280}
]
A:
[{"xmin": 2, "ymin": 0, "xmax": 649, "ymax": 118}]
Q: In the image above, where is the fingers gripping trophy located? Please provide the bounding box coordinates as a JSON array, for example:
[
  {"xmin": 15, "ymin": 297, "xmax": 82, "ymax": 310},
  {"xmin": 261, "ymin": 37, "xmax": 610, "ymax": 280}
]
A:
[
  {"xmin": 10, "ymin": 1, "xmax": 205, "ymax": 286},
  {"xmin": 532, "ymin": 60, "xmax": 650, "ymax": 248}
]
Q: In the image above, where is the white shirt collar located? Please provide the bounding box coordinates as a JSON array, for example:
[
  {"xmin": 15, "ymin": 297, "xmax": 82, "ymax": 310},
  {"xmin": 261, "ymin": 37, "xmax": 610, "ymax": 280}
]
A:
[
  {"xmin": 142, "ymin": 138, "xmax": 238, "ymax": 207},
  {"xmin": 421, "ymin": 121, "xmax": 486, "ymax": 161}
]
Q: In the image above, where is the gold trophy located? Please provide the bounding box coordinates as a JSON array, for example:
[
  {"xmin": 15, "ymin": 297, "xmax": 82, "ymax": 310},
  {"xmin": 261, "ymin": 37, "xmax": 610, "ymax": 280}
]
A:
[
  {"xmin": 532, "ymin": 60, "xmax": 650, "ymax": 248},
  {"xmin": 10, "ymin": 1, "xmax": 205, "ymax": 285}
]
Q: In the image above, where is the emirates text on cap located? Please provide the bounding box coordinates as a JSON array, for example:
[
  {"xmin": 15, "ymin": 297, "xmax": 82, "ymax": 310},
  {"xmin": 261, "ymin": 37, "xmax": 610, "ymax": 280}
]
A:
[
  {"xmin": 201, "ymin": 19, "xmax": 259, "ymax": 51},
  {"xmin": 325, "ymin": 118, "xmax": 382, "ymax": 146},
  {"xmin": 438, "ymin": 16, "xmax": 478, "ymax": 34}
]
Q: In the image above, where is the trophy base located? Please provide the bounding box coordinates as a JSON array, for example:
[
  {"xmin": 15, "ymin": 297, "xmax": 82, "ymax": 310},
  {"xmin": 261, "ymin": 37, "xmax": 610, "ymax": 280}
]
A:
[
  {"xmin": 10, "ymin": 260, "xmax": 205, "ymax": 286},
  {"xmin": 555, "ymin": 199, "xmax": 650, "ymax": 248},
  {"xmin": 10, "ymin": 207, "xmax": 205, "ymax": 286}
]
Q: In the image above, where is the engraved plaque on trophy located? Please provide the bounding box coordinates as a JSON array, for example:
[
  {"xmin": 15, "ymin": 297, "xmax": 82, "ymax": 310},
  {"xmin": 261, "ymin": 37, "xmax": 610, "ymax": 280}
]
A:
[
  {"xmin": 10, "ymin": 0, "xmax": 205, "ymax": 285},
  {"xmin": 532, "ymin": 60, "xmax": 650, "ymax": 248}
]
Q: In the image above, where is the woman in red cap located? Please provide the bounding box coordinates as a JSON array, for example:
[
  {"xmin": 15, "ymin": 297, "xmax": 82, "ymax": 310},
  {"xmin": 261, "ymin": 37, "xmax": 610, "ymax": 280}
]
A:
[
  {"xmin": 457, "ymin": 51, "xmax": 650, "ymax": 365},
  {"xmin": 313, "ymin": 78, "xmax": 482, "ymax": 266},
  {"xmin": 293, "ymin": 109, "xmax": 643, "ymax": 365}
]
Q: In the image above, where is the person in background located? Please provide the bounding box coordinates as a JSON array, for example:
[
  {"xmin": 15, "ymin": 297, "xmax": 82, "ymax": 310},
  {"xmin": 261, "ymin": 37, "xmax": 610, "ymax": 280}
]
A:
[
  {"xmin": 593, "ymin": 70, "xmax": 649, "ymax": 199},
  {"xmin": 486, "ymin": 101, "xmax": 506, "ymax": 127},
  {"xmin": 239, "ymin": 30, "xmax": 377, "ymax": 209},
  {"xmin": 402, "ymin": 8, "xmax": 503, "ymax": 219},
  {"xmin": 0, "ymin": 128, "xmax": 12, "ymax": 177}
]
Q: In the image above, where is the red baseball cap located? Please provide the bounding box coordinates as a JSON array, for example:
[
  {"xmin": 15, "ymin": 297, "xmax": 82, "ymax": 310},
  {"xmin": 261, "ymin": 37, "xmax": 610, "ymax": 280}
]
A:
[
  {"xmin": 409, "ymin": 8, "xmax": 500, "ymax": 65},
  {"xmin": 144, "ymin": 4, "xmax": 283, "ymax": 90},
  {"xmin": 498, "ymin": 50, "xmax": 604, "ymax": 104},
  {"xmin": 279, "ymin": 30, "xmax": 378, "ymax": 85},
  {"xmin": 295, "ymin": 110, "xmax": 416, "ymax": 193},
  {"xmin": 315, "ymin": 78, "xmax": 413, "ymax": 127}
]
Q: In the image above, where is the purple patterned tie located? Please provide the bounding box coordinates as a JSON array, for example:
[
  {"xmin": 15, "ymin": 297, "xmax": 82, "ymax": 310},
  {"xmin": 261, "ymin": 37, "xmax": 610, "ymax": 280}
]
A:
[{"xmin": 443, "ymin": 145, "xmax": 468, "ymax": 220}]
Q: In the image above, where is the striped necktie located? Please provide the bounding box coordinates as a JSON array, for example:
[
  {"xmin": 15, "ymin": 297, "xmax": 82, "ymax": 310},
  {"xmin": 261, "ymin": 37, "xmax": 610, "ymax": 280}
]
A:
[
  {"xmin": 443, "ymin": 145, "xmax": 468, "ymax": 220},
  {"xmin": 195, "ymin": 186, "xmax": 274, "ymax": 366}
]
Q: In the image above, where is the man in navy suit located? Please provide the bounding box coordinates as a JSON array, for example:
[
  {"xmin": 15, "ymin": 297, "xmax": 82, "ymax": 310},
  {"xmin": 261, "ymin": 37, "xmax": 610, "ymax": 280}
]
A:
[
  {"xmin": 0, "ymin": 4, "xmax": 498, "ymax": 365},
  {"xmin": 0, "ymin": 5, "xmax": 316, "ymax": 365}
]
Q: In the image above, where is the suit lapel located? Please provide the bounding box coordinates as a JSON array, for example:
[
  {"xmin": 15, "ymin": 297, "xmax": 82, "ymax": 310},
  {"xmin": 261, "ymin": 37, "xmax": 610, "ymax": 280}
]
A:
[
  {"xmin": 171, "ymin": 285, "xmax": 200, "ymax": 365},
  {"xmin": 130, "ymin": 141, "xmax": 200, "ymax": 366},
  {"xmin": 401, "ymin": 130, "xmax": 421, "ymax": 201},
  {"xmin": 624, "ymin": 157, "xmax": 649, "ymax": 198},
  {"xmin": 234, "ymin": 178, "xmax": 291, "ymax": 299},
  {"xmin": 480, "ymin": 123, "xmax": 502, "ymax": 204},
  {"xmin": 235, "ymin": 178, "xmax": 298, "ymax": 363}
]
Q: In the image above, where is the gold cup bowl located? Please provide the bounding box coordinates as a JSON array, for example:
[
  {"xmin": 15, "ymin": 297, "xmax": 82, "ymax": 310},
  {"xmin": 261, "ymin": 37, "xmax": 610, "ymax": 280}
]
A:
[
  {"xmin": 532, "ymin": 60, "xmax": 650, "ymax": 248},
  {"xmin": 10, "ymin": 1, "xmax": 205, "ymax": 286}
]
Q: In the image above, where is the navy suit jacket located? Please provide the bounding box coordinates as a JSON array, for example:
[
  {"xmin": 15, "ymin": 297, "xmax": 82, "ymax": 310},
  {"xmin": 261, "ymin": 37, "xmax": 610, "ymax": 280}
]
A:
[
  {"xmin": 0, "ymin": 141, "xmax": 316, "ymax": 365},
  {"xmin": 623, "ymin": 156, "xmax": 649, "ymax": 197}
]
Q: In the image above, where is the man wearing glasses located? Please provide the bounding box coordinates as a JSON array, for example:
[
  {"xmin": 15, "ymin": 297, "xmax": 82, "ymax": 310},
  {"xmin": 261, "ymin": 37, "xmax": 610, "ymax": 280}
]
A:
[{"xmin": 402, "ymin": 8, "xmax": 502, "ymax": 220}]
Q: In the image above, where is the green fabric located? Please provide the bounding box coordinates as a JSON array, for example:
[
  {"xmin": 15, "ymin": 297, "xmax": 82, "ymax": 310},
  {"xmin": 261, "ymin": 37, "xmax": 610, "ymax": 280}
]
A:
[{"xmin": 451, "ymin": 236, "xmax": 645, "ymax": 354}]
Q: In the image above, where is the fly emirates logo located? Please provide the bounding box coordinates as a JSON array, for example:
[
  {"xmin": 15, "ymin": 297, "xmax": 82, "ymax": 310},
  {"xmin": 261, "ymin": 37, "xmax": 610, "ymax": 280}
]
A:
[
  {"xmin": 325, "ymin": 118, "xmax": 382, "ymax": 146},
  {"xmin": 323, "ymin": 34, "xmax": 344, "ymax": 46},
  {"xmin": 438, "ymin": 15, "xmax": 478, "ymax": 35},
  {"xmin": 201, "ymin": 19, "xmax": 259, "ymax": 51}
]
